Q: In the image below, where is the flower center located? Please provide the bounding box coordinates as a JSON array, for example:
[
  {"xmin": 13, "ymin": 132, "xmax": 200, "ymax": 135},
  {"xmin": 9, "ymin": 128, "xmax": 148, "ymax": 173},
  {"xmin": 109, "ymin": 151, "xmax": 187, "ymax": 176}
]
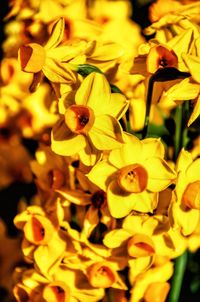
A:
[
  {"xmin": 182, "ymin": 181, "xmax": 200, "ymax": 210},
  {"xmin": 117, "ymin": 164, "xmax": 148, "ymax": 193},
  {"xmin": 47, "ymin": 169, "xmax": 65, "ymax": 190},
  {"xmin": 87, "ymin": 262, "xmax": 116, "ymax": 288},
  {"xmin": 91, "ymin": 190, "xmax": 106, "ymax": 209},
  {"xmin": 43, "ymin": 282, "xmax": 70, "ymax": 302},
  {"xmin": 65, "ymin": 105, "xmax": 95, "ymax": 134}
]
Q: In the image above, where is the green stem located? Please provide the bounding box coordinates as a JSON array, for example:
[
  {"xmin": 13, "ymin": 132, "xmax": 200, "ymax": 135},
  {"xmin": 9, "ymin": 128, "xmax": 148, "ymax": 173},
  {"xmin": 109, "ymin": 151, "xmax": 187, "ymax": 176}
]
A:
[
  {"xmin": 168, "ymin": 251, "xmax": 188, "ymax": 302},
  {"xmin": 174, "ymin": 105, "xmax": 183, "ymax": 160}
]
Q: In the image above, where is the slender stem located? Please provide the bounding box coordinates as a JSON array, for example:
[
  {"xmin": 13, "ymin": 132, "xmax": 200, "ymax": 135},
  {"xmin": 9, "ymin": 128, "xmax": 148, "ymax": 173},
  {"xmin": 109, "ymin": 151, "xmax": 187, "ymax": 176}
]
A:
[
  {"xmin": 142, "ymin": 75, "xmax": 154, "ymax": 138},
  {"xmin": 168, "ymin": 251, "xmax": 188, "ymax": 302},
  {"xmin": 174, "ymin": 105, "xmax": 183, "ymax": 160}
]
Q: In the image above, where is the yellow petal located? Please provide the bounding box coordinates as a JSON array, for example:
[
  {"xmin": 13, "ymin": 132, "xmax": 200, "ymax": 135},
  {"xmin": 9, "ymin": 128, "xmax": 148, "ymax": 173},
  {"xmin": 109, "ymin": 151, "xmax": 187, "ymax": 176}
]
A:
[
  {"xmin": 24, "ymin": 215, "xmax": 55, "ymax": 245},
  {"xmin": 128, "ymin": 257, "xmax": 153, "ymax": 285},
  {"xmin": 43, "ymin": 281, "xmax": 70, "ymax": 302},
  {"xmin": 79, "ymin": 140, "xmax": 101, "ymax": 166},
  {"xmin": 86, "ymin": 261, "xmax": 117, "ymax": 288},
  {"xmin": 75, "ymin": 73, "xmax": 110, "ymax": 113},
  {"xmin": 144, "ymin": 282, "xmax": 170, "ymax": 302},
  {"xmin": 43, "ymin": 58, "xmax": 77, "ymax": 83},
  {"xmin": 127, "ymin": 234, "xmax": 155, "ymax": 257},
  {"xmin": 176, "ymin": 148, "xmax": 193, "ymax": 173},
  {"xmin": 186, "ymin": 158, "xmax": 200, "ymax": 182},
  {"xmin": 188, "ymin": 94, "xmax": 200, "ymax": 126},
  {"xmin": 160, "ymin": 78, "xmax": 200, "ymax": 105},
  {"xmin": 107, "ymin": 93, "xmax": 129, "ymax": 120},
  {"xmin": 109, "ymin": 133, "xmax": 142, "ymax": 168},
  {"xmin": 182, "ymin": 54, "xmax": 200, "ymax": 83},
  {"xmin": 18, "ymin": 43, "xmax": 45, "ymax": 73},
  {"xmin": 145, "ymin": 157, "xmax": 176, "ymax": 192},
  {"xmin": 142, "ymin": 138, "xmax": 165, "ymax": 159},
  {"xmin": 51, "ymin": 118, "xmax": 87, "ymax": 156},
  {"xmin": 169, "ymin": 201, "xmax": 199, "ymax": 236},
  {"xmin": 167, "ymin": 28, "xmax": 193, "ymax": 58},
  {"xmin": 88, "ymin": 43, "xmax": 124, "ymax": 61},
  {"xmin": 88, "ymin": 115, "xmax": 124, "ymax": 150},
  {"xmin": 45, "ymin": 18, "xmax": 65, "ymax": 50},
  {"xmin": 87, "ymin": 160, "xmax": 117, "ymax": 191},
  {"xmin": 107, "ymin": 180, "xmax": 157, "ymax": 218},
  {"xmin": 34, "ymin": 232, "xmax": 66, "ymax": 277},
  {"xmin": 103, "ymin": 229, "xmax": 131, "ymax": 248}
]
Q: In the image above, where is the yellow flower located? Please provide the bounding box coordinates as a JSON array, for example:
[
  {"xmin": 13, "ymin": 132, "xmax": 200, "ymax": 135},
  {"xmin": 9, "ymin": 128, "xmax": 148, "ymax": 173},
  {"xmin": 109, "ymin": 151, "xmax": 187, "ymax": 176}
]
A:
[
  {"xmin": 149, "ymin": 0, "xmax": 182, "ymax": 23},
  {"xmin": 169, "ymin": 149, "xmax": 200, "ymax": 235},
  {"xmin": 18, "ymin": 18, "xmax": 78, "ymax": 88},
  {"xmin": 51, "ymin": 72, "xmax": 128, "ymax": 166},
  {"xmin": 88, "ymin": 133, "xmax": 176, "ymax": 218},
  {"xmin": 14, "ymin": 205, "xmax": 67, "ymax": 276},
  {"xmin": 129, "ymin": 260, "xmax": 173, "ymax": 302}
]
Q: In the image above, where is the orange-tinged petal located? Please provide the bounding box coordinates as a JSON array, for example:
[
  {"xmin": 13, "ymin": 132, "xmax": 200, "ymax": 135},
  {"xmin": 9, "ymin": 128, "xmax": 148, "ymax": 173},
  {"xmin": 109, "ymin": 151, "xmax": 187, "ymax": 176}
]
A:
[
  {"xmin": 145, "ymin": 157, "xmax": 176, "ymax": 192},
  {"xmin": 88, "ymin": 115, "xmax": 124, "ymax": 150},
  {"xmin": 18, "ymin": 43, "xmax": 45, "ymax": 73},
  {"xmin": 147, "ymin": 45, "xmax": 178, "ymax": 74},
  {"xmin": 43, "ymin": 281, "xmax": 70, "ymax": 302},
  {"xmin": 34, "ymin": 232, "xmax": 66, "ymax": 276},
  {"xmin": 127, "ymin": 234, "xmax": 155, "ymax": 258},
  {"xmin": 182, "ymin": 181, "xmax": 200, "ymax": 210},
  {"xmin": 144, "ymin": 282, "xmax": 170, "ymax": 302},
  {"xmin": 24, "ymin": 215, "xmax": 55, "ymax": 245},
  {"xmin": 65, "ymin": 105, "xmax": 95, "ymax": 135},
  {"xmin": 117, "ymin": 164, "xmax": 148, "ymax": 193},
  {"xmin": 87, "ymin": 262, "xmax": 117, "ymax": 288}
]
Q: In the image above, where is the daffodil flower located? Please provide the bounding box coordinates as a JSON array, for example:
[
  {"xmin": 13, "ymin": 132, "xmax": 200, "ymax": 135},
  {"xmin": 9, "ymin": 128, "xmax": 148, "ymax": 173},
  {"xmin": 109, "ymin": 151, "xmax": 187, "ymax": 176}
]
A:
[
  {"xmin": 18, "ymin": 18, "xmax": 78, "ymax": 89},
  {"xmin": 51, "ymin": 72, "xmax": 128, "ymax": 166},
  {"xmin": 169, "ymin": 149, "xmax": 200, "ymax": 236},
  {"xmin": 129, "ymin": 260, "xmax": 173, "ymax": 302},
  {"xmin": 88, "ymin": 133, "xmax": 176, "ymax": 218}
]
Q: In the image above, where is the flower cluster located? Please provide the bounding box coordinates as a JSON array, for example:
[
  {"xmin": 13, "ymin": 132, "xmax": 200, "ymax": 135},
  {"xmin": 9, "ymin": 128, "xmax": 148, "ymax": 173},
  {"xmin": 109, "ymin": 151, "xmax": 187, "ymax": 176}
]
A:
[{"xmin": 1, "ymin": 0, "xmax": 200, "ymax": 301}]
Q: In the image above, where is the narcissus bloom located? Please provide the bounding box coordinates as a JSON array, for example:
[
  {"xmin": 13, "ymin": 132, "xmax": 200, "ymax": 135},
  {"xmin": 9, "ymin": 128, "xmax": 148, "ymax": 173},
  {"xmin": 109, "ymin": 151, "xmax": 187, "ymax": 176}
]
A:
[
  {"xmin": 169, "ymin": 149, "xmax": 200, "ymax": 236},
  {"xmin": 88, "ymin": 133, "xmax": 176, "ymax": 218},
  {"xmin": 51, "ymin": 72, "xmax": 128, "ymax": 166},
  {"xmin": 129, "ymin": 260, "xmax": 173, "ymax": 302},
  {"xmin": 18, "ymin": 18, "xmax": 78, "ymax": 88}
]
